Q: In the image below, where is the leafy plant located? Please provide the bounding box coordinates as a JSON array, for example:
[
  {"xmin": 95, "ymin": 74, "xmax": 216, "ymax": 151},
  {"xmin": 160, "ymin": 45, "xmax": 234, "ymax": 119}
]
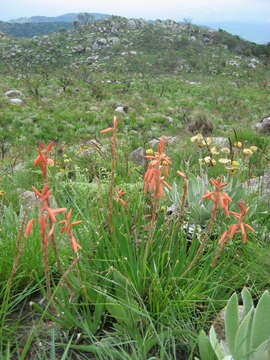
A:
[{"xmin": 198, "ymin": 288, "xmax": 270, "ymax": 360}]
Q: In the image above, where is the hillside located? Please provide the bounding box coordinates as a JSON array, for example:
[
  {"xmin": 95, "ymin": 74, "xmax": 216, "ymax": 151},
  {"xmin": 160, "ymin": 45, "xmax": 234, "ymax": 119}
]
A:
[
  {"xmin": 0, "ymin": 20, "xmax": 73, "ymax": 37},
  {"xmin": 8, "ymin": 12, "xmax": 110, "ymax": 23},
  {"xmin": 0, "ymin": 16, "xmax": 269, "ymax": 76}
]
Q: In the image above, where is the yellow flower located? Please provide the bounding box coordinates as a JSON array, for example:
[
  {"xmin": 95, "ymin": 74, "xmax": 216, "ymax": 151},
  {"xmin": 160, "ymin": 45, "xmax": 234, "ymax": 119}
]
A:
[
  {"xmin": 0, "ymin": 190, "xmax": 4, "ymax": 196},
  {"xmin": 146, "ymin": 148, "xmax": 154, "ymax": 155},
  {"xmin": 221, "ymin": 147, "xmax": 230, "ymax": 154},
  {"xmin": 59, "ymin": 169, "xmax": 65, "ymax": 172},
  {"xmin": 191, "ymin": 134, "xmax": 203, "ymax": 143},
  {"xmin": 243, "ymin": 148, "xmax": 253, "ymax": 156},
  {"xmin": 64, "ymin": 158, "xmax": 71, "ymax": 163},
  {"xmin": 218, "ymin": 158, "xmax": 231, "ymax": 164},
  {"xmin": 234, "ymin": 141, "xmax": 242, "ymax": 148},
  {"xmin": 210, "ymin": 146, "xmax": 219, "ymax": 155},
  {"xmin": 204, "ymin": 156, "xmax": 216, "ymax": 165},
  {"xmin": 250, "ymin": 146, "xmax": 258, "ymax": 152},
  {"xmin": 225, "ymin": 167, "xmax": 238, "ymax": 175},
  {"xmin": 200, "ymin": 137, "xmax": 212, "ymax": 146},
  {"xmin": 231, "ymin": 160, "xmax": 240, "ymax": 167}
]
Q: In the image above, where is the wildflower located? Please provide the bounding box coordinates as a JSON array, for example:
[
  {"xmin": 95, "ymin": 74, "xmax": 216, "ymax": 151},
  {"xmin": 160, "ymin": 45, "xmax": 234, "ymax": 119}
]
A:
[
  {"xmin": 59, "ymin": 209, "xmax": 82, "ymax": 253},
  {"xmin": 191, "ymin": 134, "xmax": 203, "ymax": 143},
  {"xmin": 202, "ymin": 177, "xmax": 232, "ymax": 217},
  {"xmin": 221, "ymin": 147, "xmax": 230, "ymax": 154},
  {"xmin": 204, "ymin": 156, "xmax": 216, "ymax": 166},
  {"xmin": 228, "ymin": 200, "xmax": 255, "ymax": 243},
  {"xmin": 231, "ymin": 160, "xmax": 240, "ymax": 167},
  {"xmin": 210, "ymin": 146, "xmax": 219, "ymax": 155},
  {"xmin": 243, "ymin": 148, "xmax": 253, "ymax": 156},
  {"xmin": 100, "ymin": 116, "xmax": 118, "ymax": 134},
  {"xmin": 114, "ymin": 185, "xmax": 128, "ymax": 207},
  {"xmin": 176, "ymin": 170, "xmax": 187, "ymax": 179},
  {"xmin": 218, "ymin": 158, "xmax": 231, "ymax": 164},
  {"xmin": 225, "ymin": 166, "xmax": 238, "ymax": 175},
  {"xmin": 0, "ymin": 190, "xmax": 4, "ymax": 196},
  {"xmin": 250, "ymin": 146, "xmax": 258, "ymax": 152},
  {"xmin": 25, "ymin": 218, "xmax": 35, "ymax": 237},
  {"xmin": 64, "ymin": 158, "xmax": 71, "ymax": 163},
  {"xmin": 59, "ymin": 169, "xmax": 65, "ymax": 172},
  {"xmin": 34, "ymin": 142, "xmax": 54, "ymax": 180},
  {"xmin": 202, "ymin": 137, "xmax": 212, "ymax": 146},
  {"xmin": 146, "ymin": 148, "xmax": 154, "ymax": 155},
  {"xmin": 234, "ymin": 141, "xmax": 242, "ymax": 148},
  {"xmin": 144, "ymin": 137, "xmax": 172, "ymax": 198}
]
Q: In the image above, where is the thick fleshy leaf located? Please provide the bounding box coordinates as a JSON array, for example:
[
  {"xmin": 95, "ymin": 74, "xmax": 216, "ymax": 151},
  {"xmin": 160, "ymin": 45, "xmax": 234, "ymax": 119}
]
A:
[
  {"xmin": 225, "ymin": 292, "xmax": 239, "ymax": 356},
  {"xmin": 241, "ymin": 287, "xmax": 253, "ymax": 317},
  {"xmin": 251, "ymin": 290, "xmax": 270, "ymax": 349},
  {"xmin": 235, "ymin": 307, "xmax": 254, "ymax": 358},
  {"xmin": 198, "ymin": 330, "xmax": 218, "ymax": 360},
  {"xmin": 209, "ymin": 326, "xmax": 227, "ymax": 360}
]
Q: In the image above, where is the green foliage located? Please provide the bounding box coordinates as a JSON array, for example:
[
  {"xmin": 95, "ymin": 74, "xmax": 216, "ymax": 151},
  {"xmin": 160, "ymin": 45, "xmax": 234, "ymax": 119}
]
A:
[{"xmin": 199, "ymin": 288, "xmax": 270, "ymax": 360}]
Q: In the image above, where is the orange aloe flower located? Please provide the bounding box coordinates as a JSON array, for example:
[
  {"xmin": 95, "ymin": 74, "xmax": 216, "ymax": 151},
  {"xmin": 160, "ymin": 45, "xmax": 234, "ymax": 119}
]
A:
[
  {"xmin": 59, "ymin": 209, "xmax": 82, "ymax": 253},
  {"xmin": 144, "ymin": 137, "xmax": 172, "ymax": 198},
  {"xmin": 114, "ymin": 186, "xmax": 128, "ymax": 207},
  {"xmin": 100, "ymin": 116, "xmax": 118, "ymax": 134},
  {"xmin": 214, "ymin": 200, "xmax": 255, "ymax": 265},
  {"xmin": 34, "ymin": 142, "xmax": 54, "ymax": 180},
  {"xmin": 228, "ymin": 200, "xmax": 255, "ymax": 243},
  {"xmin": 201, "ymin": 177, "xmax": 232, "ymax": 217},
  {"xmin": 25, "ymin": 185, "xmax": 66, "ymax": 238}
]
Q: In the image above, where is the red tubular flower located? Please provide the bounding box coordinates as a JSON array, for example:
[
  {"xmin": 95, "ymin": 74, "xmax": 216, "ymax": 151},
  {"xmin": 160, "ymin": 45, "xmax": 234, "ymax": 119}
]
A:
[
  {"xmin": 25, "ymin": 218, "xmax": 35, "ymax": 237},
  {"xmin": 33, "ymin": 142, "xmax": 54, "ymax": 180},
  {"xmin": 100, "ymin": 116, "xmax": 118, "ymax": 134},
  {"xmin": 201, "ymin": 177, "xmax": 232, "ymax": 217},
  {"xmin": 114, "ymin": 186, "xmax": 128, "ymax": 207},
  {"xmin": 228, "ymin": 200, "xmax": 255, "ymax": 243},
  {"xmin": 144, "ymin": 137, "xmax": 172, "ymax": 198},
  {"xmin": 59, "ymin": 209, "xmax": 82, "ymax": 253}
]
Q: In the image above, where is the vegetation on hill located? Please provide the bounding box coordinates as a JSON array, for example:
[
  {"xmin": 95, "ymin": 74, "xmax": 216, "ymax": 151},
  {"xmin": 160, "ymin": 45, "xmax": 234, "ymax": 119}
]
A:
[{"xmin": 0, "ymin": 15, "xmax": 270, "ymax": 359}]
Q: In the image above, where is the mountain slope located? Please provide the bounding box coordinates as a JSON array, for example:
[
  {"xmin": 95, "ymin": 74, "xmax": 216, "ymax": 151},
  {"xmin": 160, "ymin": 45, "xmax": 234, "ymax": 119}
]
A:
[
  {"xmin": 0, "ymin": 16, "xmax": 269, "ymax": 76},
  {"xmin": 8, "ymin": 12, "xmax": 110, "ymax": 23}
]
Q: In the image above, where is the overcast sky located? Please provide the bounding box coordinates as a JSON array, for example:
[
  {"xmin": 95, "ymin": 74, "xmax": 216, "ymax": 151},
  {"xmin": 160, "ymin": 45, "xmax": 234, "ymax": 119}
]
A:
[{"xmin": 1, "ymin": 0, "xmax": 270, "ymax": 23}]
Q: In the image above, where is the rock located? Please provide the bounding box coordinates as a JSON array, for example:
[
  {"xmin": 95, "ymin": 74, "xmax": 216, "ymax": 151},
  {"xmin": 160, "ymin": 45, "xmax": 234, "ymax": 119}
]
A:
[
  {"xmin": 89, "ymin": 106, "xmax": 99, "ymax": 111},
  {"xmin": 255, "ymin": 116, "xmax": 270, "ymax": 134},
  {"xmin": 243, "ymin": 170, "xmax": 270, "ymax": 198},
  {"xmin": 212, "ymin": 137, "xmax": 230, "ymax": 147},
  {"xmin": 127, "ymin": 19, "xmax": 137, "ymax": 29},
  {"xmin": 188, "ymin": 117, "xmax": 213, "ymax": 135},
  {"xmin": 148, "ymin": 136, "xmax": 177, "ymax": 147},
  {"xmin": 108, "ymin": 37, "xmax": 120, "ymax": 45},
  {"xmin": 18, "ymin": 190, "xmax": 58, "ymax": 214},
  {"xmin": 5, "ymin": 90, "xmax": 23, "ymax": 98},
  {"xmin": 8, "ymin": 98, "xmax": 23, "ymax": 106},
  {"xmin": 78, "ymin": 139, "xmax": 104, "ymax": 158},
  {"xmin": 19, "ymin": 190, "xmax": 39, "ymax": 212},
  {"xmin": 14, "ymin": 163, "xmax": 25, "ymax": 172},
  {"xmin": 129, "ymin": 147, "xmax": 146, "ymax": 166}
]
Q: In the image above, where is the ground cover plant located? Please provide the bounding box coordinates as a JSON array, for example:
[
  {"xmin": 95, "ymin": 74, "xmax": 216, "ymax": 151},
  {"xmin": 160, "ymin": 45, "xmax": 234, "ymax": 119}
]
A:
[{"xmin": 0, "ymin": 15, "xmax": 270, "ymax": 359}]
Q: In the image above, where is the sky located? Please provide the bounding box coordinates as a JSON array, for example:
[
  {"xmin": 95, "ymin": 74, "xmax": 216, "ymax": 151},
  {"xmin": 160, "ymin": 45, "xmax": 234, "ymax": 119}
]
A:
[{"xmin": 1, "ymin": 0, "xmax": 270, "ymax": 23}]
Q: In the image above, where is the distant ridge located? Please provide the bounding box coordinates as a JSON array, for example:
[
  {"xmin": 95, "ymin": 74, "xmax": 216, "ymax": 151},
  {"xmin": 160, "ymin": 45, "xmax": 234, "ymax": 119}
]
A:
[{"xmin": 8, "ymin": 12, "xmax": 111, "ymax": 23}]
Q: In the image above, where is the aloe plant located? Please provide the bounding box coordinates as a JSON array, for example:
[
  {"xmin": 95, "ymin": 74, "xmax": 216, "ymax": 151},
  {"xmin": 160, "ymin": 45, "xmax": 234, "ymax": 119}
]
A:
[{"xmin": 198, "ymin": 288, "xmax": 270, "ymax": 360}]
